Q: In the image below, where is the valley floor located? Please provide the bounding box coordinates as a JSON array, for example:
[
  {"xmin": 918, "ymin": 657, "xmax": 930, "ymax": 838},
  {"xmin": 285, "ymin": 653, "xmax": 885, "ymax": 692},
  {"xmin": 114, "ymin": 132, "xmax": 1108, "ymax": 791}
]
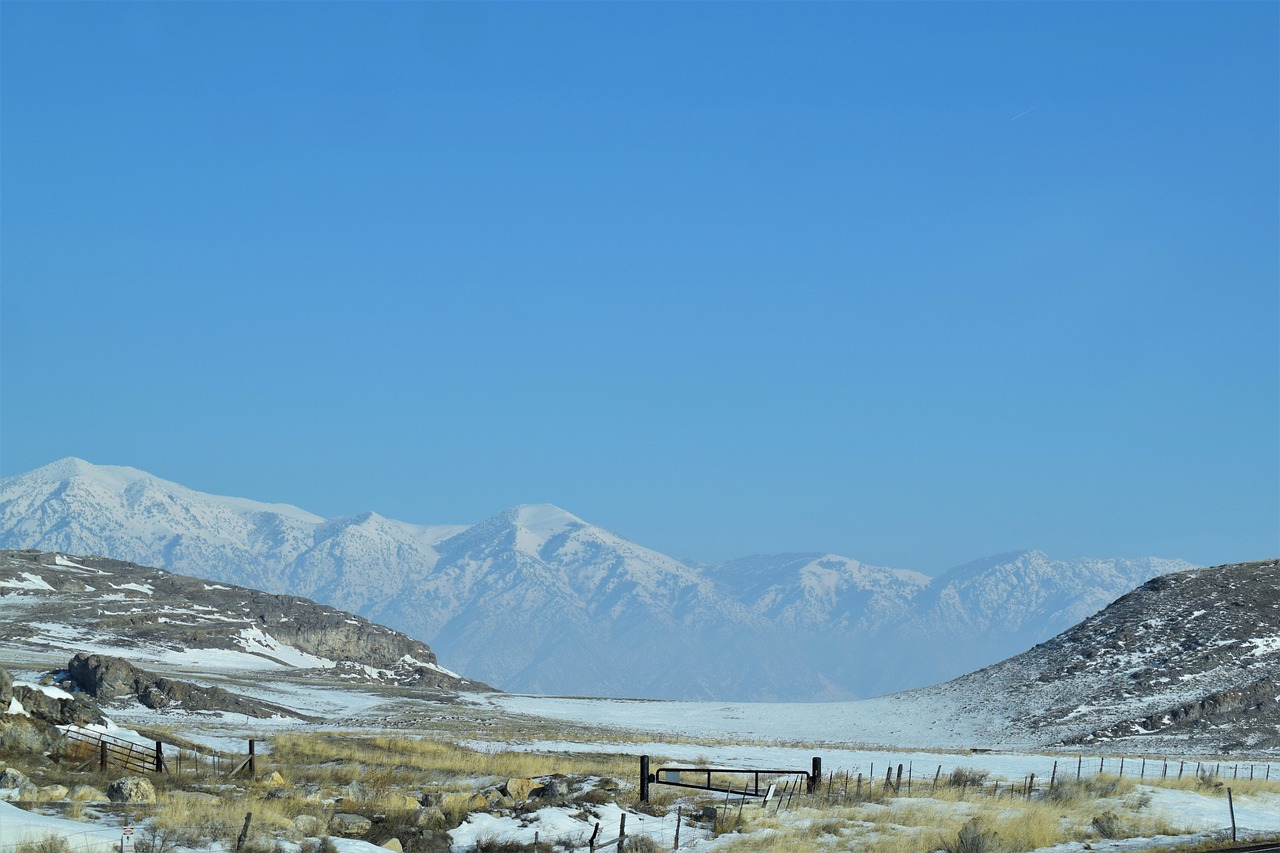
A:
[{"xmin": 4, "ymin": 653, "xmax": 1280, "ymax": 853}]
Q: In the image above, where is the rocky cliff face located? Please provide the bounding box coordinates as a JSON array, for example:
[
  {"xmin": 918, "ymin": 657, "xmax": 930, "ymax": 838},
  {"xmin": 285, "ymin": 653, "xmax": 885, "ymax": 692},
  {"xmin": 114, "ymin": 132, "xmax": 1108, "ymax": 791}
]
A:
[{"xmin": 67, "ymin": 653, "xmax": 294, "ymax": 718}]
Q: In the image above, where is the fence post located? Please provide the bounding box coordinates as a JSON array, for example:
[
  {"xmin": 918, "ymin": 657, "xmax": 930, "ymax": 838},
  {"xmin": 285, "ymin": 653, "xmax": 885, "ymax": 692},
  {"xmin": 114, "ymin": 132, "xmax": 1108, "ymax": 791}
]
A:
[
  {"xmin": 1227, "ymin": 787, "xmax": 1237, "ymax": 842},
  {"xmin": 673, "ymin": 806, "xmax": 681, "ymax": 850},
  {"xmin": 933, "ymin": 765, "xmax": 942, "ymax": 792},
  {"xmin": 588, "ymin": 822, "xmax": 600, "ymax": 853},
  {"xmin": 154, "ymin": 741, "xmax": 165, "ymax": 774},
  {"xmin": 640, "ymin": 756, "xmax": 650, "ymax": 803},
  {"xmin": 809, "ymin": 757, "xmax": 821, "ymax": 794},
  {"xmin": 248, "ymin": 740, "xmax": 256, "ymax": 777},
  {"xmin": 100, "ymin": 740, "xmax": 108, "ymax": 772},
  {"xmin": 618, "ymin": 813, "xmax": 626, "ymax": 852},
  {"xmin": 235, "ymin": 813, "xmax": 253, "ymax": 853},
  {"xmin": 1050, "ymin": 761, "xmax": 1058, "ymax": 790}
]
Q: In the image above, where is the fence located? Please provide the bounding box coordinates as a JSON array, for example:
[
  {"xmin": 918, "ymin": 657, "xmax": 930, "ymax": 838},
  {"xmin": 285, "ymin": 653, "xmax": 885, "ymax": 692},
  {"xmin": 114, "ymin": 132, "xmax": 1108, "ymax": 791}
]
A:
[
  {"xmin": 60, "ymin": 727, "xmax": 258, "ymax": 779},
  {"xmin": 640, "ymin": 755, "xmax": 821, "ymax": 802}
]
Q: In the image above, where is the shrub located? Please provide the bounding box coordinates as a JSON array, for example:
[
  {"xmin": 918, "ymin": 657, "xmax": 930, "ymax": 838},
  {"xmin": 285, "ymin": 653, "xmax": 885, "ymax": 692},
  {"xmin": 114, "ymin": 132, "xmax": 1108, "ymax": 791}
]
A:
[
  {"xmin": 942, "ymin": 819, "xmax": 998, "ymax": 853},
  {"xmin": 15, "ymin": 837, "xmax": 71, "ymax": 853},
  {"xmin": 1092, "ymin": 811, "xmax": 1122, "ymax": 839},
  {"xmin": 949, "ymin": 768, "xmax": 990, "ymax": 788}
]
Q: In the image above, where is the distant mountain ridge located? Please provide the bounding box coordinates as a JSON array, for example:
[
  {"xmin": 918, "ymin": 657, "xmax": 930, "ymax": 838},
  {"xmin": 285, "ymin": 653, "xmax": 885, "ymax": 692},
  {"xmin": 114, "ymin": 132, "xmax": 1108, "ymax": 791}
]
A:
[{"xmin": 0, "ymin": 458, "xmax": 1196, "ymax": 700}]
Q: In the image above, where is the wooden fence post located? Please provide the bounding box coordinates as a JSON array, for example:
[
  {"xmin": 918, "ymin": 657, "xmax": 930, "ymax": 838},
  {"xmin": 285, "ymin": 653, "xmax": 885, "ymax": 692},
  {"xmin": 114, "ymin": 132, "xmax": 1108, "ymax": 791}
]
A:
[
  {"xmin": 640, "ymin": 756, "xmax": 650, "ymax": 803},
  {"xmin": 154, "ymin": 741, "xmax": 165, "ymax": 774},
  {"xmin": 933, "ymin": 765, "xmax": 942, "ymax": 792},
  {"xmin": 100, "ymin": 740, "xmax": 108, "ymax": 772},
  {"xmin": 673, "ymin": 806, "xmax": 681, "ymax": 850},
  {"xmin": 235, "ymin": 813, "xmax": 253, "ymax": 853},
  {"xmin": 810, "ymin": 757, "xmax": 821, "ymax": 794},
  {"xmin": 248, "ymin": 740, "xmax": 256, "ymax": 777},
  {"xmin": 618, "ymin": 813, "xmax": 626, "ymax": 852},
  {"xmin": 1227, "ymin": 788, "xmax": 1237, "ymax": 842}
]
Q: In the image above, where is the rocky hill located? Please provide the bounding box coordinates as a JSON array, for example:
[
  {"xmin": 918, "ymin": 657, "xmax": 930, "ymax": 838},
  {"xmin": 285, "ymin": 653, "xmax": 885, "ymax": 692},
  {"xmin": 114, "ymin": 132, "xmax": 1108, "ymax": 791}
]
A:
[
  {"xmin": 919, "ymin": 558, "xmax": 1280, "ymax": 752},
  {"xmin": 0, "ymin": 459, "xmax": 1195, "ymax": 700},
  {"xmin": 0, "ymin": 549, "xmax": 481, "ymax": 693}
]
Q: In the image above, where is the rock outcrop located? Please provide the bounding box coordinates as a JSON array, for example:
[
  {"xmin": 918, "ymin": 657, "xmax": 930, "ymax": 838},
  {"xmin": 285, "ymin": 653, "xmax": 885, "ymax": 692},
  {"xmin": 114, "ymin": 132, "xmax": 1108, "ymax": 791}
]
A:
[
  {"xmin": 0, "ymin": 549, "xmax": 481, "ymax": 692},
  {"xmin": 68, "ymin": 653, "xmax": 296, "ymax": 719}
]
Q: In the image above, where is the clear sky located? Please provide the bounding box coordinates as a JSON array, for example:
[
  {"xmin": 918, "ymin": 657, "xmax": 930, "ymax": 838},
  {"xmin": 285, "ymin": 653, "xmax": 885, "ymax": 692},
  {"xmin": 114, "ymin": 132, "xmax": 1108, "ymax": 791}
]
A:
[{"xmin": 2, "ymin": 2, "xmax": 1276, "ymax": 573}]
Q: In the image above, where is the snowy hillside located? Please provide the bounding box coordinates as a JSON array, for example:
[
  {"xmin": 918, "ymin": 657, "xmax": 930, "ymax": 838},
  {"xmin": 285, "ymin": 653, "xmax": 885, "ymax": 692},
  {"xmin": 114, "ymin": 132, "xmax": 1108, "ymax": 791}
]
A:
[
  {"xmin": 0, "ymin": 458, "xmax": 1196, "ymax": 700},
  {"xmin": 927, "ymin": 558, "xmax": 1280, "ymax": 752},
  {"xmin": 0, "ymin": 549, "xmax": 477, "ymax": 693}
]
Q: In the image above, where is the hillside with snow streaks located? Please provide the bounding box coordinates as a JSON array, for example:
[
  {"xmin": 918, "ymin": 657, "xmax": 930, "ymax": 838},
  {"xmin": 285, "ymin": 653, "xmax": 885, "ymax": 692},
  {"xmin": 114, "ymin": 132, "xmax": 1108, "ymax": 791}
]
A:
[
  {"xmin": 922, "ymin": 558, "xmax": 1280, "ymax": 752},
  {"xmin": 0, "ymin": 458, "xmax": 1196, "ymax": 700}
]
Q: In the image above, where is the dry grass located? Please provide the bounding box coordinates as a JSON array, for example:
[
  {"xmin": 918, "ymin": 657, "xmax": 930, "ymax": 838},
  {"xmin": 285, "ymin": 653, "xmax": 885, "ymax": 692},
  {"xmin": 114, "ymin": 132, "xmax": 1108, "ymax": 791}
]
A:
[
  {"xmin": 701, "ymin": 762, "xmax": 1205, "ymax": 853},
  {"xmin": 150, "ymin": 790, "xmax": 300, "ymax": 843},
  {"xmin": 269, "ymin": 733, "xmax": 638, "ymax": 788}
]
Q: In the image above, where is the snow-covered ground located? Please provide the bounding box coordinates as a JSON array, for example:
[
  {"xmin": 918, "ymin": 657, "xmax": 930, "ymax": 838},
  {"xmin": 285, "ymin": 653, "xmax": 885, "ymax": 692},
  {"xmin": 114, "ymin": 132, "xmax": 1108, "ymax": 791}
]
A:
[{"xmin": 4, "ymin": 679, "xmax": 1278, "ymax": 853}]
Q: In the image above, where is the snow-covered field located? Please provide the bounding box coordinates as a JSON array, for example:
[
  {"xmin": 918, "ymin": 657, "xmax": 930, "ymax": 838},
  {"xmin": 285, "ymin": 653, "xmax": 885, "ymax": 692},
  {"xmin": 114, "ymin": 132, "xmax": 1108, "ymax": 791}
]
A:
[{"xmin": 4, "ymin": 671, "xmax": 1279, "ymax": 853}]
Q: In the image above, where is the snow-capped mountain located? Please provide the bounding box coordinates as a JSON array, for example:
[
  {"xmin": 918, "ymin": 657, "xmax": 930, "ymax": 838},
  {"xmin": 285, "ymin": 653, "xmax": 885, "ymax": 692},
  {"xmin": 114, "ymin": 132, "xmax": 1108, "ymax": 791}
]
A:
[{"xmin": 0, "ymin": 458, "xmax": 1197, "ymax": 700}]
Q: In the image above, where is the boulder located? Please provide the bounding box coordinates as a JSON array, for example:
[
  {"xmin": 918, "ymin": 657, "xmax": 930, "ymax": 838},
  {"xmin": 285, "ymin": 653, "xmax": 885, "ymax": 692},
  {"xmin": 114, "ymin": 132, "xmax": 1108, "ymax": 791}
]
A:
[
  {"xmin": 380, "ymin": 840, "xmax": 403, "ymax": 852},
  {"xmin": 0, "ymin": 718, "xmax": 57, "ymax": 754},
  {"xmin": 531, "ymin": 777, "xmax": 569, "ymax": 800},
  {"xmin": 410, "ymin": 807, "xmax": 446, "ymax": 829},
  {"xmin": 0, "ymin": 768, "xmax": 30, "ymax": 789},
  {"xmin": 329, "ymin": 814, "xmax": 373, "ymax": 836},
  {"xmin": 37, "ymin": 784, "xmax": 69, "ymax": 802},
  {"xmin": 107, "ymin": 776, "xmax": 157, "ymax": 804},
  {"xmin": 293, "ymin": 815, "xmax": 322, "ymax": 836},
  {"xmin": 481, "ymin": 789, "xmax": 513, "ymax": 809},
  {"xmin": 67, "ymin": 785, "xmax": 108, "ymax": 802},
  {"xmin": 502, "ymin": 778, "xmax": 538, "ymax": 802},
  {"xmin": 0, "ymin": 767, "xmax": 39, "ymax": 801},
  {"xmin": 0, "ymin": 667, "xmax": 12, "ymax": 707},
  {"xmin": 2, "ymin": 781, "xmax": 39, "ymax": 803},
  {"xmin": 10, "ymin": 685, "xmax": 102, "ymax": 727},
  {"xmin": 439, "ymin": 792, "xmax": 486, "ymax": 813}
]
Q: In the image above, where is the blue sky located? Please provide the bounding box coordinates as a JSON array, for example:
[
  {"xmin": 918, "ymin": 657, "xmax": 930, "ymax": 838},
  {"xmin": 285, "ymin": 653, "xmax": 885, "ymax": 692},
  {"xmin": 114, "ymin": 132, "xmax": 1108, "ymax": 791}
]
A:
[{"xmin": 2, "ymin": 2, "xmax": 1276, "ymax": 572}]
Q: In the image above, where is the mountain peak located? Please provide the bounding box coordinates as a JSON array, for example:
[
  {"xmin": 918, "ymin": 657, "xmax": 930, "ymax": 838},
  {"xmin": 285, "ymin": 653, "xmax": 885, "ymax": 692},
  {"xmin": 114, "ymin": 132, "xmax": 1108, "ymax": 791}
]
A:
[
  {"xmin": 503, "ymin": 503, "xmax": 587, "ymax": 537},
  {"xmin": 29, "ymin": 456, "xmax": 149, "ymax": 485}
]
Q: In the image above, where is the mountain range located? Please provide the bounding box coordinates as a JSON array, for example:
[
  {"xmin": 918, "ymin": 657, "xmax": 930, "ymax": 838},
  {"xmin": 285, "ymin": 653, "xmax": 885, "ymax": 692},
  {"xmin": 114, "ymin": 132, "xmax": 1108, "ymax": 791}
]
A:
[{"xmin": 0, "ymin": 458, "xmax": 1196, "ymax": 700}]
